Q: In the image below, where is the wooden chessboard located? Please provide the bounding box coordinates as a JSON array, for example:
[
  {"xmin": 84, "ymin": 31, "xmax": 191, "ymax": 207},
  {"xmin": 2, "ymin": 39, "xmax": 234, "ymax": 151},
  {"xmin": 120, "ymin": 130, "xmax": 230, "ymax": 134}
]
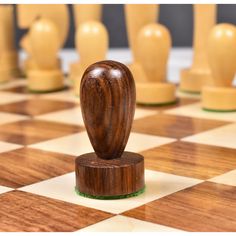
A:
[{"xmin": 0, "ymin": 78, "xmax": 235, "ymax": 232}]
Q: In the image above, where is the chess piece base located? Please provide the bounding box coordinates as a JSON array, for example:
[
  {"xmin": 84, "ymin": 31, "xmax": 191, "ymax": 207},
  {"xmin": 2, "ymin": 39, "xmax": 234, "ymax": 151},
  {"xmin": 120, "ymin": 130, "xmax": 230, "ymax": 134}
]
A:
[
  {"xmin": 180, "ymin": 68, "xmax": 212, "ymax": 93},
  {"xmin": 75, "ymin": 152, "xmax": 145, "ymax": 199},
  {"xmin": 24, "ymin": 58, "xmax": 61, "ymax": 77},
  {"xmin": 28, "ymin": 69, "xmax": 65, "ymax": 93},
  {"xmin": 136, "ymin": 82, "xmax": 176, "ymax": 105},
  {"xmin": 202, "ymin": 86, "xmax": 236, "ymax": 112}
]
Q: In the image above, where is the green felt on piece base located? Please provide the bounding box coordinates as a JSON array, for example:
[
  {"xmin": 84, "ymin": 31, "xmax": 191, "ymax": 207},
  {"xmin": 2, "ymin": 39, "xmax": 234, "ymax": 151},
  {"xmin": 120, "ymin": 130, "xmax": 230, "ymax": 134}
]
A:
[
  {"xmin": 203, "ymin": 107, "xmax": 236, "ymax": 113},
  {"xmin": 179, "ymin": 89, "xmax": 201, "ymax": 95},
  {"xmin": 75, "ymin": 186, "xmax": 145, "ymax": 200},
  {"xmin": 137, "ymin": 99, "xmax": 177, "ymax": 107}
]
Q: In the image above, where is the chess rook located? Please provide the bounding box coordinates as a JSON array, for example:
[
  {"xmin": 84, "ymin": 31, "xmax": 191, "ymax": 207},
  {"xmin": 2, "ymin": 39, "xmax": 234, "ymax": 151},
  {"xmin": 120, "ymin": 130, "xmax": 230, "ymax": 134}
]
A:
[
  {"xmin": 75, "ymin": 60, "xmax": 145, "ymax": 199},
  {"xmin": 202, "ymin": 23, "xmax": 236, "ymax": 111}
]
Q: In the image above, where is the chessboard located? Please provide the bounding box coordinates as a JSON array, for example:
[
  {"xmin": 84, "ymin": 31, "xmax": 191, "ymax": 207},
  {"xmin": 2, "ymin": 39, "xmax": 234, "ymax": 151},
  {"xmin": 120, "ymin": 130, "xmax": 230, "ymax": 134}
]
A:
[{"xmin": 0, "ymin": 77, "xmax": 235, "ymax": 232}]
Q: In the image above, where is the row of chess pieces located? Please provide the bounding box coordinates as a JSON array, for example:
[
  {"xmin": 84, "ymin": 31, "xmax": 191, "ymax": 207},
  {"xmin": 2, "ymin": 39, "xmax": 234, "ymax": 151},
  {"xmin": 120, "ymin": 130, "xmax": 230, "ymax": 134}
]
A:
[{"xmin": 0, "ymin": 4, "xmax": 236, "ymax": 111}]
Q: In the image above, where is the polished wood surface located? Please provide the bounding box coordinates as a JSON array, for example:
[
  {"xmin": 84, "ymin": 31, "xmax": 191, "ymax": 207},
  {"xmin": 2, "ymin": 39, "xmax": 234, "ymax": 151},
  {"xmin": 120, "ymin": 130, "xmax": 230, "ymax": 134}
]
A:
[
  {"xmin": 0, "ymin": 77, "xmax": 235, "ymax": 231},
  {"xmin": 132, "ymin": 114, "xmax": 229, "ymax": 139},
  {"xmin": 0, "ymin": 120, "xmax": 82, "ymax": 145},
  {"xmin": 80, "ymin": 60, "xmax": 135, "ymax": 160},
  {"xmin": 0, "ymin": 148, "xmax": 75, "ymax": 188},
  {"xmin": 123, "ymin": 181, "xmax": 236, "ymax": 231},
  {"xmin": 0, "ymin": 190, "xmax": 112, "ymax": 232},
  {"xmin": 141, "ymin": 141, "xmax": 236, "ymax": 179},
  {"xmin": 75, "ymin": 152, "xmax": 144, "ymax": 197},
  {"xmin": 77, "ymin": 60, "xmax": 144, "ymax": 198},
  {"xmin": 0, "ymin": 99, "xmax": 76, "ymax": 116}
]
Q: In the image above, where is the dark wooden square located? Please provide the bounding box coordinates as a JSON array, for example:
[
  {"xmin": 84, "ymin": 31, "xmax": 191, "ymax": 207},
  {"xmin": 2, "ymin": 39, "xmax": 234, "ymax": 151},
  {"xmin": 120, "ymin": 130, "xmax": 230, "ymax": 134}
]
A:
[
  {"xmin": 0, "ymin": 99, "xmax": 76, "ymax": 116},
  {"xmin": 141, "ymin": 141, "xmax": 236, "ymax": 179},
  {"xmin": 0, "ymin": 120, "xmax": 83, "ymax": 145},
  {"xmin": 132, "ymin": 114, "xmax": 230, "ymax": 138},
  {"xmin": 0, "ymin": 190, "xmax": 112, "ymax": 232},
  {"xmin": 123, "ymin": 181, "xmax": 236, "ymax": 232}
]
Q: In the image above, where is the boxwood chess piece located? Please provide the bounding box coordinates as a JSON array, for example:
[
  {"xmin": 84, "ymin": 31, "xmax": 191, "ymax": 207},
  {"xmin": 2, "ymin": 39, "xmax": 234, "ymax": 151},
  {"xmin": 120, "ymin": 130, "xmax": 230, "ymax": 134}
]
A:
[
  {"xmin": 75, "ymin": 60, "xmax": 145, "ymax": 199},
  {"xmin": 27, "ymin": 18, "xmax": 65, "ymax": 93},
  {"xmin": 180, "ymin": 4, "xmax": 216, "ymax": 93},
  {"xmin": 0, "ymin": 6, "xmax": 21, "ymax": 82},
  {"xmin": 202, "ymin": 23, "xmax": 236, "ymax": 111},
  {"xmin": 130, "ymin": 23, "xmax": 176, "ymax": 105}
]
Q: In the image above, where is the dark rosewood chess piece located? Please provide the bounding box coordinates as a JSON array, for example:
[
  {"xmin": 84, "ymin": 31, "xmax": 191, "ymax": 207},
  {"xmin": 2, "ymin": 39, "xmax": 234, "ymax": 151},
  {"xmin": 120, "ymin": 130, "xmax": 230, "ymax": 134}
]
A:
[{"xmin": 75, "ymin": 60, "xmax": 145, "ymax": 199}]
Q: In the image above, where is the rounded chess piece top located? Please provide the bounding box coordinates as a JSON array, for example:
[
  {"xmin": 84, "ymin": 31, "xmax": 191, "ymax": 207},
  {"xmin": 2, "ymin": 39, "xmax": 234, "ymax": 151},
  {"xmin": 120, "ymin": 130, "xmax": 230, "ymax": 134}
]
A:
[
  {"xmin": 75, "ymin": 21, "xmax": 108, "ymax": 67},
  {"xmin": 136, "ymin": 23, "xmax": 171, "ymax": 83},
  {"xmin": 29, "ymin": 18, "xmax": 60, "ymax": 70},
  {"xmin": 208, "ymin": 23, "xmax": 236, "ymax": 87},
  {"xmin": 80, "ymin": 60, "xmax": 136, "ymax": 160}
]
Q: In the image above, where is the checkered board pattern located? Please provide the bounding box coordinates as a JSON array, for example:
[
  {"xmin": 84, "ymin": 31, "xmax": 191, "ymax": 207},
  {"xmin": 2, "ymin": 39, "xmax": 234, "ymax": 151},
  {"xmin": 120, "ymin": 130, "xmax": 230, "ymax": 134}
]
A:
[{"xmin": 0, "ymin": 78, "xmax": 235, "ymax": 232}]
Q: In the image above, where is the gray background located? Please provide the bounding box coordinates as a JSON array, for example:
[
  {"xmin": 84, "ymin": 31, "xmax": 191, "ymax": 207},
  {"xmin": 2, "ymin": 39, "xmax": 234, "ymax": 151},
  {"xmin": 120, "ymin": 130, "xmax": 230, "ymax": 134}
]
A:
[{"xmin": 14, "ymin": 4, "xmax": 236, "ymax": 48}]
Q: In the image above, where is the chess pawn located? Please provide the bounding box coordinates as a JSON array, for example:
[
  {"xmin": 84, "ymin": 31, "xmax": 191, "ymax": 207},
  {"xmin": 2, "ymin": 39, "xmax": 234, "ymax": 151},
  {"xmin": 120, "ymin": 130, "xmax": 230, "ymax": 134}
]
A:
[
  {"xmin": 132, "ymin": 23, "xmax": 176, "ymax": 105},
  {"xmin": 0, "ymin": 6, "xmax": 20, "ymax": 82},
  {"xmin": 27, "ymin": 18, "xmax": 64, "ymax": 93},
  {"xmin": 71, "ymin": 21, "xmax": 108, "ymax": 96},
  {"xmin": 75, "ymin": 60, "xmax": 145, "ymax": 199},
  {"xmin": 125, "ymin": 4, "xmax": 159, "ymax": 64},
  {"xmin": 180, "ymin": 4, "xmax": 216, "ymax": 93},
  {"xmin": 202, "ymin": 23, "xmax": 236, "ymax": 111}
]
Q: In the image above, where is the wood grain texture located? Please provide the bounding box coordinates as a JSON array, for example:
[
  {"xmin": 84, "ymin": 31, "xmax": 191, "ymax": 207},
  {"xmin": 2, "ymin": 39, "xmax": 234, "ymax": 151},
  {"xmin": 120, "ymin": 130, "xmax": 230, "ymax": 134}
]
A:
[
  {"xmin": 0, "ymin": 99, "xmax": 75, "ymax": 116},
  {"xmin": 0, "ymin": 147, "xmax": 76, "ymax": 188},
  {"xmin": 0, "ymin": 119, "xmax": 82, "ymax": 145},
  {"xmin": 80, "ymin": 60, "xmax": 135, "ymax": 160},
  {"xmin": 123, "ymin": 181, "xmax": 236, "ymax": 232},
  {"xmin": 75, "ymin": 152, "xmax": 144, "ymax": 197},
  {"xmin": 141, "ymin": 141, "xmax": 236, "ymax": 179},
  {"xmin": 132, "ymin": 114, "xmax": 230, "ymax": 139},
  {"xmin": 0, "ymin": 190, "xmax": 113, "ymax": 232},
  {"xmin": 3, "ymin": 85, "xmax": 69, "ymax": 94}
]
